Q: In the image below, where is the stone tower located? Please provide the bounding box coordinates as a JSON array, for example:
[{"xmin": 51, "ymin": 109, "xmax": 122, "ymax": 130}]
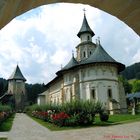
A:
[{"xmin": 8, "ymin": 65, "xmax": 26, "ymax": 111}]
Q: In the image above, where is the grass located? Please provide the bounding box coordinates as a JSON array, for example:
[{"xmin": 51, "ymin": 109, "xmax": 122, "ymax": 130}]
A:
[
  {"xmin": 0, "ymin": 114, "xmax": 15, "ymax": 132},
  {"xmin": 0, "ymin": 138, "xmax": 7, "ymax": 140},
  {"xmin": 94, "ymin": 114, "xmax": 140, "ymax": 126},
  {"xmin": 29, "ymin": 114, "xmax": 140, "ymax": 131}
]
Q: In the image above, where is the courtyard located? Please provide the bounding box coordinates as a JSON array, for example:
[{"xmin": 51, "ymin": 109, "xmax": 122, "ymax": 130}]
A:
[{"xmin": 0, "ymin": 113, "xmax": 139, "ymax": 140}]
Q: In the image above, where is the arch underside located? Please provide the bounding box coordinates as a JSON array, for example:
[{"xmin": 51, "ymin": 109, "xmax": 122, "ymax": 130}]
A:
[{"xmin": 0, "ymin": 0, "xmax": 140, "ymax": 36}]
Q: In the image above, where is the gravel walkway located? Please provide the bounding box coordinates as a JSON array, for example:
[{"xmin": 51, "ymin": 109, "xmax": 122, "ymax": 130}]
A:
[
  {"xmin": 8, "ymin": 113, "xmax": 140, "ymax": 140},
  {"xmin": 0, "ymin": 132, "xmax": 8, "ymax": 138}
]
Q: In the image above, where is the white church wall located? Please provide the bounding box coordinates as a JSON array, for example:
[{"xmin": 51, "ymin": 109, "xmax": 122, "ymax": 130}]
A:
[
  {"xmin": 37, "ymin": 95, "xmax": 45, "ymax": 105},
  {"xmin": 48, "ymin": 79, "xmax": 63, "ymax": 104},
  {"xmin": 63, "ymin": 86, "xmax": 72, "ymax": 103},
  {"xmin": 78, "ymin": 64, "xmax": 120, "ymax": 109}
]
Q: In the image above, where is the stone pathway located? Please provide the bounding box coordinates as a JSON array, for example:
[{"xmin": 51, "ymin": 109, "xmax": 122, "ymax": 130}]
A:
[
  {"xmin": 0, "ymin": 132, "xmax": 8, "ymax": 138},
  {"xmin": 7, "ymin": 113, "xmax": 140, "ymax": 140}
]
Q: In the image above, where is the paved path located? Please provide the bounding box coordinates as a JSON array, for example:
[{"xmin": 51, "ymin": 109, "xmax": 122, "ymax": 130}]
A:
[
  {"xmin": 0, "ymin": 132, "xmax": 8, "ymax": 138},
  {"xmin": 8, "ymin": 113, "xmax": 140, "ymax": 140}
]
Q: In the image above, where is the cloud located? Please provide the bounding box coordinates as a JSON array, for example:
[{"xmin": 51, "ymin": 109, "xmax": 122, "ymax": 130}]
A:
[
  {"xmin": 0, "ymin": 3, "xmax": 139, "ymax": 84},
  {"xmin": 50, "ymin": 49, "xmax": 69, "ymax": 65}
]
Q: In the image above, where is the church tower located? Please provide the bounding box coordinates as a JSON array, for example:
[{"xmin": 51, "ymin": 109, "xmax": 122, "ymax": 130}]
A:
[
  {"xmin": 76, "ymin": 11, "xmax": 96, "ymax": 61},
  {"xmin": 8, "ymin": 65, "xmax": 26, "ymax": 111}
]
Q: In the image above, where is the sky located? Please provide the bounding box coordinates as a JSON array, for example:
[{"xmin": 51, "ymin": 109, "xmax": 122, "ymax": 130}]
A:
[{"xmin": 0, "ymin": 3, "xmax": 140, "ymax": 84}]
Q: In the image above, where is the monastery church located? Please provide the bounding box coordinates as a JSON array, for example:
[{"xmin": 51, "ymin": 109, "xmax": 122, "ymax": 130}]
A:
[{"xmin": 38, "ymin": 13, "xmax": 127, "ymax": 113}]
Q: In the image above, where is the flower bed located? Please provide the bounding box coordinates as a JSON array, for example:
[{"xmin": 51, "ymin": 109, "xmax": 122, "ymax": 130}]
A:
[
  {"xmin": 0, "ymin": 105, "xmax": 13, "ymax": 125},
  {"xmin": 27, "ymin": 100, "xmax": 108, "ymax": 127}
]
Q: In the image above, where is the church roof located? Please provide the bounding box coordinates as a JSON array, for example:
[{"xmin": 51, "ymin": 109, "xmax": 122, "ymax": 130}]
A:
[
  {"xmin": 8, "ymin": 65, "xmax": 26, "ymax": 81},
  {"xmin": 80, "ymin": 41, "xmax": 125, "ymax": 72},
  {"xmin": 77, "ymin": 13, "xmax": 95, "ymax": 38},
  {"xmin": 61, "ymin": 55, "xmax": 78, "ymax": 71}
]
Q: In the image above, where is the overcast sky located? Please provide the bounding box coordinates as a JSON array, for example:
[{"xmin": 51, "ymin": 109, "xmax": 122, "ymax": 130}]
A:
[{"xmin": 0, "ymin": 3, "xmax": 139, "ymax": 84}]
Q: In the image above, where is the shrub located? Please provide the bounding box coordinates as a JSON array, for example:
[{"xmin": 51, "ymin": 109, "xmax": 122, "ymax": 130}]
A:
[
  {"xmin": 60, "ymin": 100, "xmax": 103, "ymax": 126},
  {"xmin": 28, "ymin": 100, "xmax": 104, "ymax": 126},
  {"xmin": 99, "ymin": 112, "xmax": 109, "ymax": 122},
  {"xmin": 136, "ymin": 104, "xmax": 140, "ymax": 114},
  {"xmin": 0, "ymin": 104, "xmax": 13, "ymax": 125}
]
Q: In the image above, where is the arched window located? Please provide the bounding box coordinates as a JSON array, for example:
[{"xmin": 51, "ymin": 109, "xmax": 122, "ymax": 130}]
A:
[
  {"xmin": 83, "ymin": 51, "xmax": 86, "ymax": 57},
  {"xmin": 108, "ymin": 89, "xmax": 112, "ymax": 99},
  {"xmin": 91, "ymin": 89, "xmax": 96, "ymax": 99},
  {"xmin": 90, "ymin": 51, "xmax": 92, "ymax": 55},
  {"xmin": 87, "ymin": 36, "xmax": 90, "ymax": 40}
]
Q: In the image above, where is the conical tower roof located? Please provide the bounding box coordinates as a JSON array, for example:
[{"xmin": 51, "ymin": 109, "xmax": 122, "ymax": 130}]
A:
[
  {"xmin": 77, "ymin": 13, "xmax": 95, "ymax": 38},
  {"xmin": 8, "ymin": 65, "xmax": 26, "ymax": 81},
  {"xmin": 81, "ymin": 41, "xmax": 125, "ymax": 72}
]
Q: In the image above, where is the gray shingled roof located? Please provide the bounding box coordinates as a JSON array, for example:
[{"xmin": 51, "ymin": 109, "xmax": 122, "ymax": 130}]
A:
[
  {"xmin": 77, "ymin": 14, "xmax": 95, "ymax": 38},
  {"xmin": 8, "ymin": 65, "xmax": 26, "ymax": 81},
  {"xmin": 83, "ymin": 42, "xmax": 116, "ymax": 63},
  {"xmin": 80, "ymin": 42, "xmax": 125, "ymax": 72},
  {"xmin": 61, "ymin": 56, "xmax": 78, "ymax": 71}
]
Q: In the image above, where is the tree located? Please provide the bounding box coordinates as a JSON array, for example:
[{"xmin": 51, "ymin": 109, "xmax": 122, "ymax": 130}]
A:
[
  {"xmin": 0, "ymin": 78, "xmax": 8, "ymax": 96},
  {"xmin": 132, "ymin": 80, "xmax": 140, "ymax": 93},
  {"xmin": 118, "ymin": 76, "xmax": 132, "ymax": 94},
  {"xmin": 26, "ymin": 83, "xmax": 46, "ymax": 104},
  {"xmin": 136, "ymin": 72, "xmax": 140, "ymax": 80},
  {"xmin": 0, "ymin": 82, "xmax": 4, "ymax": 96}
]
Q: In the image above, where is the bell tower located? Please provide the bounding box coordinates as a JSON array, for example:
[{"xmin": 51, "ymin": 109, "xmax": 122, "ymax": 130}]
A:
[
  {"xmin": 76, "ymin": 9, "xmax": 96, "ymax": 62},
  {"xmin": 8, "ymin": 65, "xmax": 26, "ymax": 111}
]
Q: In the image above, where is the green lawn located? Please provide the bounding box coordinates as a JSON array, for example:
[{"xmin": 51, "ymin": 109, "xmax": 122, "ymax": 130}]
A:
[
  {"xmin": 30, "ymin": 114, "xmax": 140, "ymax": 131},
  {"xmin": 0, "ymin": 138, "xmax": 7, "ymax": 140},
  {"xmin": 94, "ymin": 114, "xmax": 140, "ymax": 126},
  {"xmin": 0, "ymin": 114, "xmax": 15, "ymax": 132}
]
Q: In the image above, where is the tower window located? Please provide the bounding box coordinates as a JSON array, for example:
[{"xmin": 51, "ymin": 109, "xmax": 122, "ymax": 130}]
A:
[
  {"xmin": 90, "ymin": 51, "xmax": 92, "ymax": 55},
  {"xmin": 87, "ymin": 36, "xmax": 90, "ymax": 40},
  {"xmin": 108, "ymin": 89, "xmax": 112, "ymax": 99},
  {"xmin": 91, "ymin": 89, "xmax": 96, "ymax": 99},
  {"xmin": 83, "ymin": 51, "xmax": 86, "ymax": 57}
]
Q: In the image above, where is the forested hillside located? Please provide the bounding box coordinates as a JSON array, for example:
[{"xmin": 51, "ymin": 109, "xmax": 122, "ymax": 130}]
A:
[
  {"xmin": 121, "ymin": 62, "xmax": 140, "ymax": 80},
  {"xmin": 0, "ymin": 78, "xmax": 8, "ymax": 96}
]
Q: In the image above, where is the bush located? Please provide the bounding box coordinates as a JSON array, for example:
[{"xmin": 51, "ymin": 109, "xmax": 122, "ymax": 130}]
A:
[
  {"xmin": 29, "ymin": 100, "xmax": 104, "ymax": 126},
  {"xmin": 99, "ymin": 112, "xmax": 109, "ymax": 122},
  {"xmin": 0, "ymin": 104, "xmax": 13, "ymax": 125},
  {"xmin": 136, "ymin": 104, "xmax": 140, "ymax": 114}
]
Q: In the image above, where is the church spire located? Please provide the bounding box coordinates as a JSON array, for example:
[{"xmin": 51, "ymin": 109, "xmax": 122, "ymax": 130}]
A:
[{"xmin": 77, "ymin": 9, "xmax": 95, "ymax": 38}]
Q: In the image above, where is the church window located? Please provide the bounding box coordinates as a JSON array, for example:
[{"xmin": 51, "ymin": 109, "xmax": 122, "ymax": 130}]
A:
[
  {"xmin": 108, "ymin": 89, "xmax": 112, "ymax": 99},
  {"xmin": 87, "ymin": 36, "xmax": 90, "ymax": 40},
  {"xmin": 91, "ymin": 89, "xmax": 96, "ymax": 99},
  {"xmin": 83, "ymin": 51, "xmax": 86, "ymax": 57}
]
